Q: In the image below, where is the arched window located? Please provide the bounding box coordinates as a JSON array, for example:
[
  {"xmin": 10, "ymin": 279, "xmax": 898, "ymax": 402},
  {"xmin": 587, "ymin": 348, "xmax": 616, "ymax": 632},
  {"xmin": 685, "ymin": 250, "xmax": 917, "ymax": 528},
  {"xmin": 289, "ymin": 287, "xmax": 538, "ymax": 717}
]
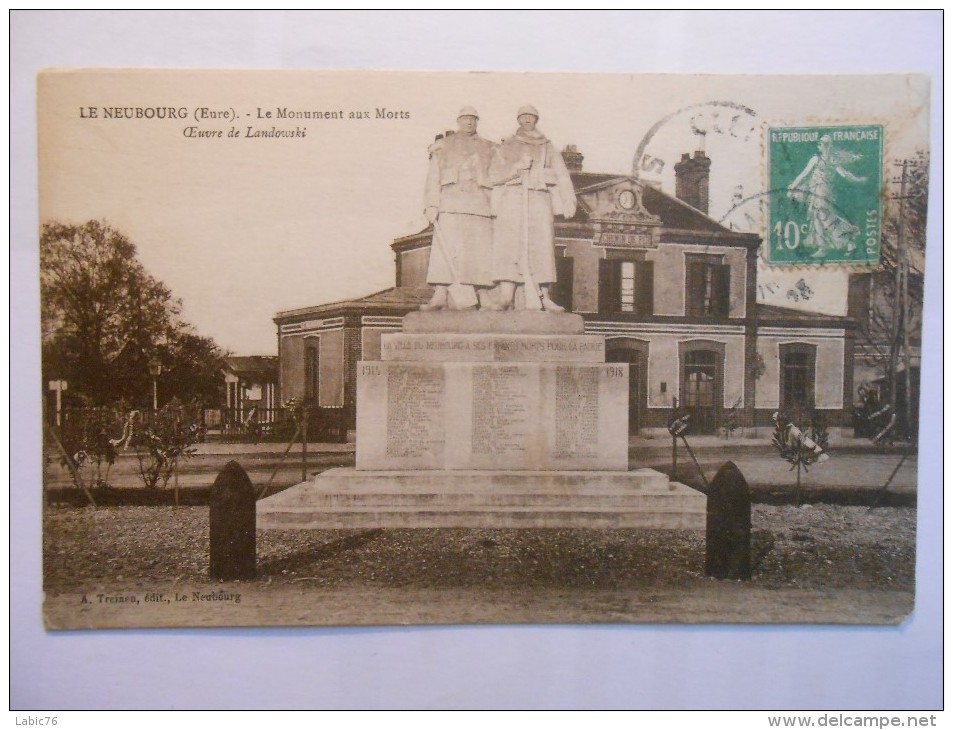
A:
[
  {"xmin": 606, "ymin": 338, "xmax": 650, "ymax": 433},
  {"xmin": 305, "ymin": 340, "xmax": 320, "ymax": 405},
  {"xmin": 679, "ymin": 340, "xmax": 726, "ymax": 435}
]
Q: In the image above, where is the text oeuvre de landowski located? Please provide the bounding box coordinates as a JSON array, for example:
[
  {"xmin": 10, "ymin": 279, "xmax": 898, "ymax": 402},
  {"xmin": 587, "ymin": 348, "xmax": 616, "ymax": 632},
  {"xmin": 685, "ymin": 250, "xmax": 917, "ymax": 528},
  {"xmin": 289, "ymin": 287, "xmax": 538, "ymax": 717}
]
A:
[{"xmin": 76, "ymin": 105, "xmax": 412, "ymax": 139}]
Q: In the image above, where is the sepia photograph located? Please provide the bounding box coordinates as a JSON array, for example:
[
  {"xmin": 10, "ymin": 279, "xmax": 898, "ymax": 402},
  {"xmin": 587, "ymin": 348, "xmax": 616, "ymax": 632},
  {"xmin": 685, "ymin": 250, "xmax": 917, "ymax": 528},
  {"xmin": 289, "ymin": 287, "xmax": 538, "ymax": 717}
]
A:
[
  {"xmin": 37, "ymin": 69, "xmax": 928, "ymax": 630},
  {"xmin": 13, "ymin": 10, "xmax": 942, "ymax": 711}
]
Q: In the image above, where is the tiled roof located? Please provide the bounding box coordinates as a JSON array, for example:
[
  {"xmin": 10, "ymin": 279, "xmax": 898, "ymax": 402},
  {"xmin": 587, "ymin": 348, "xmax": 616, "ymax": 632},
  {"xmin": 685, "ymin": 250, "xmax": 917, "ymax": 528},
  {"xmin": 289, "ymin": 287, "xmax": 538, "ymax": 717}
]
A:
[
  {"xmin": 225, "ymin": 355, "xmax": 278, "ymax": 377},
  {"xmin": 757, "ymin": 304, "xmax": 853, "ymax": 326},
  {"xmin": 640, "ymin": 183, "xmax": 730, "ymax": 233},
  {"xmin": 569, "ymin": 171, "xmax": 621, "ymax": 189},
  {"xmin": 275, "ymin": 287, "xmax": 433, "ymax": 320},
  {"xmin": 354, "ymin": 286, "xmax": 433, "ymax": 306}
]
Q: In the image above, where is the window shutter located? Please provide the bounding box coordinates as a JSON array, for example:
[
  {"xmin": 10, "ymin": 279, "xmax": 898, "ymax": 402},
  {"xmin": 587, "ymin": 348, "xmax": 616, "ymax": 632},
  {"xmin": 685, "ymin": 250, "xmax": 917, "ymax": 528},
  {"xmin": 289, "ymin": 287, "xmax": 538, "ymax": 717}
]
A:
[
  {"xmin": 636, "ymin": 261, "xmax": 654, "ymax": 316},
  {"xmin": 599, "ymin": 259, "xmax": 617, "ymax": 314},
  {"xmin": 553, "ymin": 256, "xmax": 574, "ymax": 311},
  {"xmin": 711, "ymin": 264, "xmax": 731, "ymax": 317},
  {"xmin": 686, "ymin": 261, "xmax": 705, "ymax": 317}
]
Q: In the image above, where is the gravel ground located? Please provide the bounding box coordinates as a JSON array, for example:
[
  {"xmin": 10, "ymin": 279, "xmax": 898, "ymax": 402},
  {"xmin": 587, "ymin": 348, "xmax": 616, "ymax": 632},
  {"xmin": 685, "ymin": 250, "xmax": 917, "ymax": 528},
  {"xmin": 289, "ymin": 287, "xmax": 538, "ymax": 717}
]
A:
[{"xmin": 43, "ymin": 503, "xmax": 916, "ymax": 592}]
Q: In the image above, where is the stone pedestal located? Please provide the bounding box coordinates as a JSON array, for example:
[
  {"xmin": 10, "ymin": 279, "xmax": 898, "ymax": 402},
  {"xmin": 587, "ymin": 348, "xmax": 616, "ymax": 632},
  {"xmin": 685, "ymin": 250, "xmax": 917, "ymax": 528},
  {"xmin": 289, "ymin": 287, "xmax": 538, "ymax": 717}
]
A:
[
  {"xmin": 259, "ymin": 311, "xmax": 706, "ymax": 531},
  {"xmin": 357, "ymin": 360, "xmax": 629, "ymax": 471},
  {"xmin": 357, "ymin": 315, "xmax": 628, "ymax": 471}
]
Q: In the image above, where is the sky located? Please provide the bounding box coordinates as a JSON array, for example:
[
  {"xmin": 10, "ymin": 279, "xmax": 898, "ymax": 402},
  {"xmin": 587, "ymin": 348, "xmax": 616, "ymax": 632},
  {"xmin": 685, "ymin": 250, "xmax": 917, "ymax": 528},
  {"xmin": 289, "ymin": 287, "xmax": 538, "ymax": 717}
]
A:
[{"xmin": 37, "ymin": 69, "xmax": 928, "ymax": 355}]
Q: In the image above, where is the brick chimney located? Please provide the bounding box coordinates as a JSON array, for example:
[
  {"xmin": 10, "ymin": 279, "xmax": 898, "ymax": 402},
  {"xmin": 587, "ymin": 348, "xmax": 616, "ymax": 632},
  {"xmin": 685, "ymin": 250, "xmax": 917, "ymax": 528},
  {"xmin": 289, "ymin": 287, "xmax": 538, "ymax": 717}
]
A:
[
  {"xmin": 674, "ymin": 150, "xmax": 711, "ymax": 214},
  {"xmin": 562, "ymin": 145, "xmax": 584, "ymax": 172}
]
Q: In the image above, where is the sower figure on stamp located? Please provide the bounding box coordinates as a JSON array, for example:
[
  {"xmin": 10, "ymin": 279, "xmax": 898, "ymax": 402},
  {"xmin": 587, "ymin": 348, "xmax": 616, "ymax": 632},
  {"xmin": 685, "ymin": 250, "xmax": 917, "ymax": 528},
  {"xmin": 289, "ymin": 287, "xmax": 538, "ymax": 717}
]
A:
[
  {"xmin": 787, "ymin": 134, "xmax": 867, "ymax": 258},
  {"xmin": 485, "ymin": 105, "xmax": 577, "ymax": 312},
  {"xmin": 420, "ymin": 106, "xmax": 497, "ymax": 311}
]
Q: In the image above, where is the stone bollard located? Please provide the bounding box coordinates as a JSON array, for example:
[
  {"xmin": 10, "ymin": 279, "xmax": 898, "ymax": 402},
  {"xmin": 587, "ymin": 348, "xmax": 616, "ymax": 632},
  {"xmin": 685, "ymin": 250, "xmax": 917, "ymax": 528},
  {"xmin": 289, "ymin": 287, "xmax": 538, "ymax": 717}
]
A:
[
  {"xmin": 209, "ymin": 460, "xmax": 256, "ymax": 580},
  {"xmin": 705, "ymin": 461, "xmax": 752, "ymax": 580}
]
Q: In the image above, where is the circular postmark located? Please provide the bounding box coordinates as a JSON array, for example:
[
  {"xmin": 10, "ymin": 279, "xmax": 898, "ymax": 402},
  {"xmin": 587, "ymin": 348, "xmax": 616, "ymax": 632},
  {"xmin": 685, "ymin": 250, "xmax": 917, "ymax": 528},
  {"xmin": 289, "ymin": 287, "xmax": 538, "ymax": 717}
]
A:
[
  {"xmin": 633, "ymin": 106, "xmax": 882, "ymax": 264},
  {"xmin": 718, "ymin": 187, "xmax": 878, "ymax": 266},
  {"xmin": 632, "ymin": 100, "xmax": 762, "ymax": 222},
  {"xmin": 631, "ymin": 106, "xmax": 883, "ymax": 308}
]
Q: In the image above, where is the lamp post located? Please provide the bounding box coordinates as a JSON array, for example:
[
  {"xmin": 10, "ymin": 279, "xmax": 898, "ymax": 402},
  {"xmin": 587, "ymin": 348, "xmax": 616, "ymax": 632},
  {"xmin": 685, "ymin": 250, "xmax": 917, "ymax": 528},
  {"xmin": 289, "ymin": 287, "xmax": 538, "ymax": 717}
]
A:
[
  {"xmin": 48, "ymin": 379, "xmax": 68, "ymax": 426},
  {"xmin": 148, "ymin": 358, "xmax": 162, "ymax": 410}
]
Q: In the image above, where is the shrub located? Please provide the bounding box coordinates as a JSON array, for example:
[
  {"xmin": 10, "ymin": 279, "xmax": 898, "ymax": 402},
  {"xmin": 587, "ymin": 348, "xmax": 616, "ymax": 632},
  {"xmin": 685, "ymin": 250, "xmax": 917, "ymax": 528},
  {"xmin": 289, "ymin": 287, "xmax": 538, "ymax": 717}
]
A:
[
  {"xmin": 56, "ymin": 406, "xmax": 124, "ymax": 489},
  {"xmin": 131, "ymin": 401, "xmax": 202, "ymax": 489}
]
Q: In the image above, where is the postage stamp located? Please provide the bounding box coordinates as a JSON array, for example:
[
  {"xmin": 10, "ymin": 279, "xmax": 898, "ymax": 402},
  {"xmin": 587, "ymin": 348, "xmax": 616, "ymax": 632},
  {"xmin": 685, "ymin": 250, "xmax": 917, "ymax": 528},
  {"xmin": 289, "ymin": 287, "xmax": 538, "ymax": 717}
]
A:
[{"xmin": 766, "ymin": 124, "xmax": 883, "ymax": 266}]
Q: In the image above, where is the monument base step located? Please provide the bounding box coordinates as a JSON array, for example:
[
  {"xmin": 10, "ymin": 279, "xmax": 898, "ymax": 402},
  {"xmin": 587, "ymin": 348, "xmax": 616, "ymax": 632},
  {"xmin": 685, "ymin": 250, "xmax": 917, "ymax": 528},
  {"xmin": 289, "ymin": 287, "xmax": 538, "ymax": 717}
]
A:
[{"xmin": 257, "ymin": 467, "xmax": 706, "ymax": 530}]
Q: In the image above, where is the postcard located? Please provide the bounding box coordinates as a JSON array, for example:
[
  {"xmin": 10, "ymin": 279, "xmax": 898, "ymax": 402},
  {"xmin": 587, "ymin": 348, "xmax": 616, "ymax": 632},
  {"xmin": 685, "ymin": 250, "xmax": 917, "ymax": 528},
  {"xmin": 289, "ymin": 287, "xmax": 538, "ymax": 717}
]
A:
[{"xmin": 38, "ymin": 69, "xmax": 928, "ymax": 629}]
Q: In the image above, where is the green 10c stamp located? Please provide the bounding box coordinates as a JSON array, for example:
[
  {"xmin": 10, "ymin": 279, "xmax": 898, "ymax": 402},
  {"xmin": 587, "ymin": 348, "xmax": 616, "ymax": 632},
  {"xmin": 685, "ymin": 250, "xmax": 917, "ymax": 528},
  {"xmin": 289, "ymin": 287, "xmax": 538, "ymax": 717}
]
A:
[{"xmin": 767, "ymin": 124, "xmax": 883, "ymax": 266}]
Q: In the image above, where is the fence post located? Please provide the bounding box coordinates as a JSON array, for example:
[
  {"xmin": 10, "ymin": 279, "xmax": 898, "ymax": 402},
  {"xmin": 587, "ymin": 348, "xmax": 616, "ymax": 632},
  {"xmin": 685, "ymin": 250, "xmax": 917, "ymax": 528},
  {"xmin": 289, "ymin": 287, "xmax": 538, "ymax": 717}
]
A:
[
  {"xmin": 705, "ymin": 461, "xmax": 752, "ymax": 580},
  {"xmin": 671, "ymin": 397, "xmax": 678, "ymax": 477},
  {"xmin": 209, "ymin": 461, "xmax": 256, "ymax": 580},
  {"xmin": 173, "ymin": 409, "xmax": 180, "ymax": 507},
  {"xmin": 301, "ymin": 404, "xmax": 309, "ymax": 483}
]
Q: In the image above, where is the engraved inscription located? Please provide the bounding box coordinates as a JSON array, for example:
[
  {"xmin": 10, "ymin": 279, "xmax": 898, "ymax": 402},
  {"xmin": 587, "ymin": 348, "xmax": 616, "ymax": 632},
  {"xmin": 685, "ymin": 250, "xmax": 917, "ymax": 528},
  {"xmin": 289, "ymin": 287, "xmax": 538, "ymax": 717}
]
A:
[
  {"xmin": 555, "ymin": 366, "xmax": 600, "ymax": 458},
  {"xmin": 596, "ymin": 230, "xmax": 654, "ymax": 248},
  {"xmin": 471, "ymin": 366, "xmax": 531, "ymax": 457},
  {"xmin": 385, "ymin": 366, "xmax": 444, "ymax": 458}
]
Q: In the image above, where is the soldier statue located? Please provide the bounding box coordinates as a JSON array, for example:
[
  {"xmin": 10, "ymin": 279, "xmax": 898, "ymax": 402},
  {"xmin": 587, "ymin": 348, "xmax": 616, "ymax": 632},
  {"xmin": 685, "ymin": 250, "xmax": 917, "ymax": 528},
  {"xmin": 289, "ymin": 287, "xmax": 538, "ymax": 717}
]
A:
[
  {"xmin": 485, "ymin": 104, "xmax": 577, "ymax": 312},
  {"xmin": 420, "ymin": 106, "xmax": 497, "ymax": 311}
]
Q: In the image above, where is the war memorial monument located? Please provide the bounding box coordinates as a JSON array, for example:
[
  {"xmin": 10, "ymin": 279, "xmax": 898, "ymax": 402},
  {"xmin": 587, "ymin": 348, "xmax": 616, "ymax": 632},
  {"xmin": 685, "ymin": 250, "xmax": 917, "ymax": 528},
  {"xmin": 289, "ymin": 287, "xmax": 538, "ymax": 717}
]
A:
[{"xmin": 258, "ymin": 106, "xmax": 706, "ymax": 532}]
